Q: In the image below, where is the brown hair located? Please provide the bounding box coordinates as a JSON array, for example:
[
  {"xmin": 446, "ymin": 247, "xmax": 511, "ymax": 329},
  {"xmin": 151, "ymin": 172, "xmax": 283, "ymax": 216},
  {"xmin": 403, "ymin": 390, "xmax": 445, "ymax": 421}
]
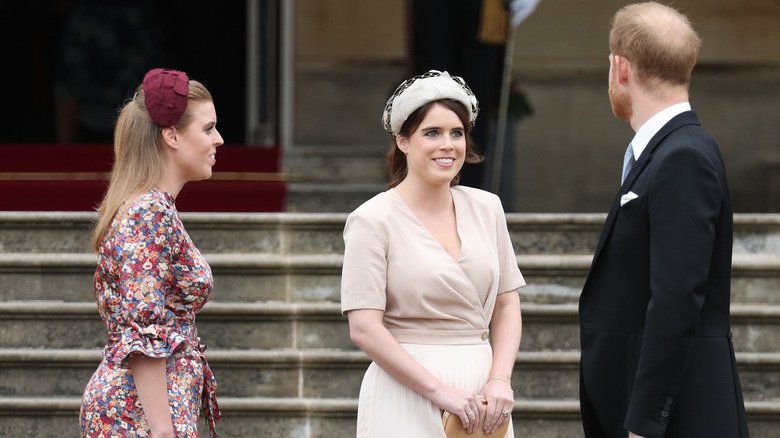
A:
[
  {"xmin": 91, "ymin": 80, "xmax": 213, "ymax": 252},
  {"xmin": 386, "ymin": 99, "xmax": 483, "ymax": 189},
  {"xmin": 609, "ymin": 2, "xmax": 701, "ymax": 87}
]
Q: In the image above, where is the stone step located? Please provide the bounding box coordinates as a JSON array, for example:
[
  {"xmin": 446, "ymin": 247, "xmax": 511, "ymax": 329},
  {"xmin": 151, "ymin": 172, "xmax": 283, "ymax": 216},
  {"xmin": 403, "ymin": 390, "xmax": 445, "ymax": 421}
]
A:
[
  {"xmin": 0, "ymin": 396, "xmax": 582, "ymax": 438},
  {"xmin": 1, "ymin": 252, "xmax": 778, "ymax": 304},
  {"xmin": 1, "ymin": 396, "xmax": 779, "ymax": 438},
  {"xmin": 287, "ymin": 183, "xmax": 385, "ymax": 213},
  {"xmin": 283, "ymin": 143, "xmax": 388, "ymax": 213},
  {"xmin": 1, "ymin": 301, "xmax": 779, "ymax": 352},
  {"xmin": 2, "ymin": 348, "xmax": 779, "ymax": 402},
  {"xmin": 1, "ymin": 212, "xmax": 777, "ymax": 257},
  {"xmin": 283, "ymin": 145, "xmax": 388, "ymax": 185},
  {"xmin": 0, "ymin": 212, "xmax": 352, "ymax": 255}
]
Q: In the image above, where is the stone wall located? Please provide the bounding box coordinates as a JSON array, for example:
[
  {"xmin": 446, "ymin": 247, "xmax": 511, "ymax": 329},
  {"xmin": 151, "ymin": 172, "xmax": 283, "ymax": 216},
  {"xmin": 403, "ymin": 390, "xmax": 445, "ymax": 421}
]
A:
[{"xmin": 292, "ymin": 0, "xmax": 780, "ymax": 212}]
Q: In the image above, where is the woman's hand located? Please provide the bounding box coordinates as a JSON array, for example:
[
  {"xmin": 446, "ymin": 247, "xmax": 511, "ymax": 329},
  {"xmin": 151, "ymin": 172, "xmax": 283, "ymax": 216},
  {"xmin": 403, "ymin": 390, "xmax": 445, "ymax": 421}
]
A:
[
  {"xmin": 433, "ymin": 389, "xmax": 485, "ymax": 434},
  {"xmin": 482, "ymin": 291, "xmax": 521, "ymax": 433},
  {"xmin": 348, "ymin": 309, "xmax": 488, "ymax": 432},
  {"xmin": 480, "ymin": 378, "xmax": 514, "ymax": 434}
]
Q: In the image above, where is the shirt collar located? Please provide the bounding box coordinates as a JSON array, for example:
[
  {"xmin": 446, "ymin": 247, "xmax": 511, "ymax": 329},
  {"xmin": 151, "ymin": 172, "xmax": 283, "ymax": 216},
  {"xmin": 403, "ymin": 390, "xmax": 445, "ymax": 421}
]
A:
[{"xmin": 630, "ymin": 102, "xmax": 691, "ymax": 160}]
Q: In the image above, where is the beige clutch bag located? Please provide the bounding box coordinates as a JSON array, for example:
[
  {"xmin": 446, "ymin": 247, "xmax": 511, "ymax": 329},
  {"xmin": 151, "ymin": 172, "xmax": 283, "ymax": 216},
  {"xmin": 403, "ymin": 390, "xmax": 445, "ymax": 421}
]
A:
[{"xmin": 442, "ymin": 396, "xmax": 510, "ymax": 438}]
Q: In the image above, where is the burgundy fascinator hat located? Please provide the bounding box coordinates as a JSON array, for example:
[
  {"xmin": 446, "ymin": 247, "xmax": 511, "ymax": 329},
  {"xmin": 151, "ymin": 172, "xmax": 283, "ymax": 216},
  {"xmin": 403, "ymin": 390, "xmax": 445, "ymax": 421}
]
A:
[{"xmin": 142, "ymin": 68, "xmax": 190, "ymax": 127}]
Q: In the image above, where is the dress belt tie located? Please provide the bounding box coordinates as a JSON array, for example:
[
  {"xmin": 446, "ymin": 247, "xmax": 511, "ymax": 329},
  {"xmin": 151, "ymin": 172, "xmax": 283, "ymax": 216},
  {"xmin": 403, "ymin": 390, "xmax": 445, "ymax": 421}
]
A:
[
  {"xmin": 105, "ymin": 330, "xmax": 220, "ymax": 436},
  {"xmin": 196, "ymin": 342, "xmax": 221, "ymax": 438}
]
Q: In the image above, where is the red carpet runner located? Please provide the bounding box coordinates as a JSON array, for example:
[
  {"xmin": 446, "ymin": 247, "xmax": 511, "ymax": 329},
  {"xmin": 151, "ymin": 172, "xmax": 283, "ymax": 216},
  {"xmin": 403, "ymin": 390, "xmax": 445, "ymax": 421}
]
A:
[{"xmin": 1, "ymin": 144, "xmax": 287, "ymax": 212}]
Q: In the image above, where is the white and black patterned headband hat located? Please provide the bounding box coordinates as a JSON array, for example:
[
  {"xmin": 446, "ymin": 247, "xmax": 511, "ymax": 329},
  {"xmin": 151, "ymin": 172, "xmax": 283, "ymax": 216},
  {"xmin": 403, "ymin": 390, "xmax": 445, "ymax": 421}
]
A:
[{"xmin": 382, "ymin": 70, "xmax": 479, "ymax": 136}]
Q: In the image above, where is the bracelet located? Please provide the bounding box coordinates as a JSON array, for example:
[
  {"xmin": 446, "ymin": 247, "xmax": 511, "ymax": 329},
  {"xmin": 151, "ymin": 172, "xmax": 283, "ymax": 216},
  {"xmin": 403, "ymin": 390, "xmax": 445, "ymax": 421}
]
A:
[{"xmin": 491, "ymin": 377, "xmax": 513, "ymax": 390}]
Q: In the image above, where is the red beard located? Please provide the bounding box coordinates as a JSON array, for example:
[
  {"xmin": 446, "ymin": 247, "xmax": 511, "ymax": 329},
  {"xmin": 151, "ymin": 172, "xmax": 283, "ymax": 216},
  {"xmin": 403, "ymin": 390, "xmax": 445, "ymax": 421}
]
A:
[{"xmin": 609, "ymin": 80, "xmax": 632, "ymax": 121}]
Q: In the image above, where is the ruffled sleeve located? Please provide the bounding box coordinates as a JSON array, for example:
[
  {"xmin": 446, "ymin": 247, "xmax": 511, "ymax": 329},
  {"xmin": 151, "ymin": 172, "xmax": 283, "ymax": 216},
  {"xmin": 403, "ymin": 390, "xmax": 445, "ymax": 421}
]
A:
[{"xmin": 103, "ymin": 198, "xmax": 190, "ymax": 363}]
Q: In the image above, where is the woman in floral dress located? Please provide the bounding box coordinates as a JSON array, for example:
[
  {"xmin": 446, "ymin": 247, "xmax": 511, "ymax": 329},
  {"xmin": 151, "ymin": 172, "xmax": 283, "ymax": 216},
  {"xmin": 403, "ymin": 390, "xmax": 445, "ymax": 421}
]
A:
[{"xmin": 80, "ymin": 68, "xmax": 224, "ymax": 438}]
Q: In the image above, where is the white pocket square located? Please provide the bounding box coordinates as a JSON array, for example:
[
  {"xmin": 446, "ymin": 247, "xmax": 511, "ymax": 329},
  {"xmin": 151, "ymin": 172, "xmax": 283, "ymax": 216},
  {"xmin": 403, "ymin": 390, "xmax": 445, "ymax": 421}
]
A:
[{"xmin": 620, "ymin": 191, "xmax": 639, "ymax": 207}]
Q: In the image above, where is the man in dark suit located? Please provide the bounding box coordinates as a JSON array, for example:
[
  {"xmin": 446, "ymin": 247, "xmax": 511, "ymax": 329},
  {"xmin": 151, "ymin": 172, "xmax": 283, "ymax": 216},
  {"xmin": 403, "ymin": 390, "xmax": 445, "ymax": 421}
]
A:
[{"xmin": 578, "ymin": 2, "xmax": 750, "ymax": 437}]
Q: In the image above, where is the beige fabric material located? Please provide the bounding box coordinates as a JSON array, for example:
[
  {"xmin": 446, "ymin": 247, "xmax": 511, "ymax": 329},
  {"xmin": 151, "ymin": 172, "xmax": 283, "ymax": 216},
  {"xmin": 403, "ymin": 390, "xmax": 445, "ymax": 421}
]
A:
[
  {"xmin": 355, "ymin": 343, "xmax": 513, "ymax": 438},
  {"xmin": 341, "ymin": 185, "xmax": 525, "ymax": 345}
]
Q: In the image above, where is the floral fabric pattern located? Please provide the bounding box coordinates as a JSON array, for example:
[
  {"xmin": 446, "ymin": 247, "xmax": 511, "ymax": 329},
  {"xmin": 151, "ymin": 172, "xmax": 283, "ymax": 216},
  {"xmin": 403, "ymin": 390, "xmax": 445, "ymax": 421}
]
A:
[{"xmin": 80, "ymin": 188, "xmax": 219, "ymax": 437}]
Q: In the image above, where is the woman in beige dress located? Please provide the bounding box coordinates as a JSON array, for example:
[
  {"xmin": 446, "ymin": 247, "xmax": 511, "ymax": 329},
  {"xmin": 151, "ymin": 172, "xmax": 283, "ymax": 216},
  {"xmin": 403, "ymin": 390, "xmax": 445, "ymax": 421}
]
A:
[{"xmin": 341, "ymin": 70, "xmax": 525, "ymax": 437}]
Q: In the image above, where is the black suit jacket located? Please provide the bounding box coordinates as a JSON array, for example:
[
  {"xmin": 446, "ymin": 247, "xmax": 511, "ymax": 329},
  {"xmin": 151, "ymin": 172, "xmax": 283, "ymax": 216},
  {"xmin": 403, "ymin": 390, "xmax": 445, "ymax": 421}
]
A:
[{"xmin": 579, "ymin": 111, "xmax": 749, "ymax": 438}]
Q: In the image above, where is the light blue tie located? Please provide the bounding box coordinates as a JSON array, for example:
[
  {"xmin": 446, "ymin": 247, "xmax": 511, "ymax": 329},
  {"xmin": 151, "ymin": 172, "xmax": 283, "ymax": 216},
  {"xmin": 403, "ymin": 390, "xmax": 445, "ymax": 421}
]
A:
[{"xmin": 621, "ymin": 143, "xmax": 634, "ymax": 184}]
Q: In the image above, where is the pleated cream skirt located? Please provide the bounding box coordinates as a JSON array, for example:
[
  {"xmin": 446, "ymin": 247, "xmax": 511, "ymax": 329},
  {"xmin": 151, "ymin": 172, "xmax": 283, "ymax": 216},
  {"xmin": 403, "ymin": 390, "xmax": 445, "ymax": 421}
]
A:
[{"xmin": 355, "ymin": 343, "xmax": 514, "ymax": 438}]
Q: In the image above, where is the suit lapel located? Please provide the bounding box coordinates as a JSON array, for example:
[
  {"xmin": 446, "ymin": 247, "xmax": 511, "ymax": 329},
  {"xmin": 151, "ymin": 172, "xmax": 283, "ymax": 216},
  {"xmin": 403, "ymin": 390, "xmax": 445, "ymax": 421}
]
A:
[{"xmin": 588, "ymin": 111, "xmax": 702, "ymax": 267}]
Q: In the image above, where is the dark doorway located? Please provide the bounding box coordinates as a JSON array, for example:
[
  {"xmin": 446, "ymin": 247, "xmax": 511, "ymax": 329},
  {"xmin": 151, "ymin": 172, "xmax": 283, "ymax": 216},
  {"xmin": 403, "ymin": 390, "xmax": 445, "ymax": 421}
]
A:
[{"xmin": 1, "ymin": 0, "xmax": 254, "ymax": 145}]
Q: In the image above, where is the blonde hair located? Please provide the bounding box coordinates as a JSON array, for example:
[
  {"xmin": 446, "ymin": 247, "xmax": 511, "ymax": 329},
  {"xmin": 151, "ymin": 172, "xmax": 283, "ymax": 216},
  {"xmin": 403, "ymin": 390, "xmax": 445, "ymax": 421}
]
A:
[
  {"xmin": 91, "ymin": 80, "xmax": 213, "ymax": 252},
  {"xmin": 609, "ymin": 2, "xmax": 701, "ymax": 87}
]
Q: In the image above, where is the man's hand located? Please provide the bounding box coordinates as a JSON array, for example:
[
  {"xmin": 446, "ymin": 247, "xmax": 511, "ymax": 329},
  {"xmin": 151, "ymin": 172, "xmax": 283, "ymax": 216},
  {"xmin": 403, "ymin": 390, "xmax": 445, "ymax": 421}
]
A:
[{"xmin": 629, "ymin": 432, "xmax": 647, "ymax": 438}]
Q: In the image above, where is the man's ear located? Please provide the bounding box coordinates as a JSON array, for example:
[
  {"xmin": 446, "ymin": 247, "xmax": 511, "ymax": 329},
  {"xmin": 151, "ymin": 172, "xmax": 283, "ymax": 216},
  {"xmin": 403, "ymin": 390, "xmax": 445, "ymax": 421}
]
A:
[
  {"xmin": 614, "ymin": 55, "xmax": 630, "ymax": 85},
  {"xmin": 161, "ymin": 127, "xmax": 179, "ymax": 150}
]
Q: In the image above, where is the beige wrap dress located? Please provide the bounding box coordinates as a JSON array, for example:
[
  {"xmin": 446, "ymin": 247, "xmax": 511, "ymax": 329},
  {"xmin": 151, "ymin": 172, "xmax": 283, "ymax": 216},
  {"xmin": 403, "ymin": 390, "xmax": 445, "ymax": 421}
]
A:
[{"xmin": 341, "ymin": 185, "xmax": 525, "ymax": 437}]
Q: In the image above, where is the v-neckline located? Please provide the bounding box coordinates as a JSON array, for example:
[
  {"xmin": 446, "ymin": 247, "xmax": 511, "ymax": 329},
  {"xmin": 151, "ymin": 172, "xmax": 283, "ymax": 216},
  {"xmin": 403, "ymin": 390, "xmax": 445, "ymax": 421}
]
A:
[{"xmin": 390, "ymin": 188, "xmax": 463, "ymax": 262}]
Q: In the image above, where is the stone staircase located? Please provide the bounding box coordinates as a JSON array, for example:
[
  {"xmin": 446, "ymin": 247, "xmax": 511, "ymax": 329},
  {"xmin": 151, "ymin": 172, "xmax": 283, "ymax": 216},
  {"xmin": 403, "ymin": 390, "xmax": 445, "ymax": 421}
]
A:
[
  {"xmin": 0, "ymin": 212, "xmax": 778, "ymax": 437},
  {"xmin": 282, "ymin": 145, "xmax": 387, "ymax": 213}
]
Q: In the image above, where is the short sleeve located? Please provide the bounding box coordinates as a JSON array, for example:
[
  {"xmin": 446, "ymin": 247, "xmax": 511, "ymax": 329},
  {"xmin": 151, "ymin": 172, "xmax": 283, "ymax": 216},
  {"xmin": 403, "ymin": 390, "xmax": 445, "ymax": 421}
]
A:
[
  {"xmin": 340, "ymin": 212, "xmax": 389, "ymax": 314},
  {"xmin": 494, "ymin": 197, "xmax": 525, "ymax": 294},
  {"xmin": 104, "ymin": 201, "xmax": 189, "ymax": 362}
]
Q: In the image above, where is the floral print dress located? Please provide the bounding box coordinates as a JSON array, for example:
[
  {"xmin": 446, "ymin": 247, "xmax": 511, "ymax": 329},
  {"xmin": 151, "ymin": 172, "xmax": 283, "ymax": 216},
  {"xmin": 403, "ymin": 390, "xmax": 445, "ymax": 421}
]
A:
[{"xmin": 80, "ymin": 188, "xmax": 219, "ymax": 438}]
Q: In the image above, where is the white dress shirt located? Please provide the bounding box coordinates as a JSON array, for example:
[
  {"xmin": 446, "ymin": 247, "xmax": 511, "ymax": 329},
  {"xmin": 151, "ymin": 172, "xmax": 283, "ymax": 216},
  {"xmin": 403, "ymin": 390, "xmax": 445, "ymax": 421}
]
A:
[{"xmin": 629, "ymin": 102, "xmax": 692, "ymax": 161}]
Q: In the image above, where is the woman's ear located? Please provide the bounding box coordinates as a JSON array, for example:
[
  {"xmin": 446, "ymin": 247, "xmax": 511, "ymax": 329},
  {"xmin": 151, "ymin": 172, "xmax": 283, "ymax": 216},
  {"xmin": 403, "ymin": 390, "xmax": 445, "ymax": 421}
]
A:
[
  {"xmin": 395, "ymin": 136, "xmax": 408, "ymax": 155},
  {"xmin": 161, "ymin": 127, "xmax": 179, "ymax": 150}
]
